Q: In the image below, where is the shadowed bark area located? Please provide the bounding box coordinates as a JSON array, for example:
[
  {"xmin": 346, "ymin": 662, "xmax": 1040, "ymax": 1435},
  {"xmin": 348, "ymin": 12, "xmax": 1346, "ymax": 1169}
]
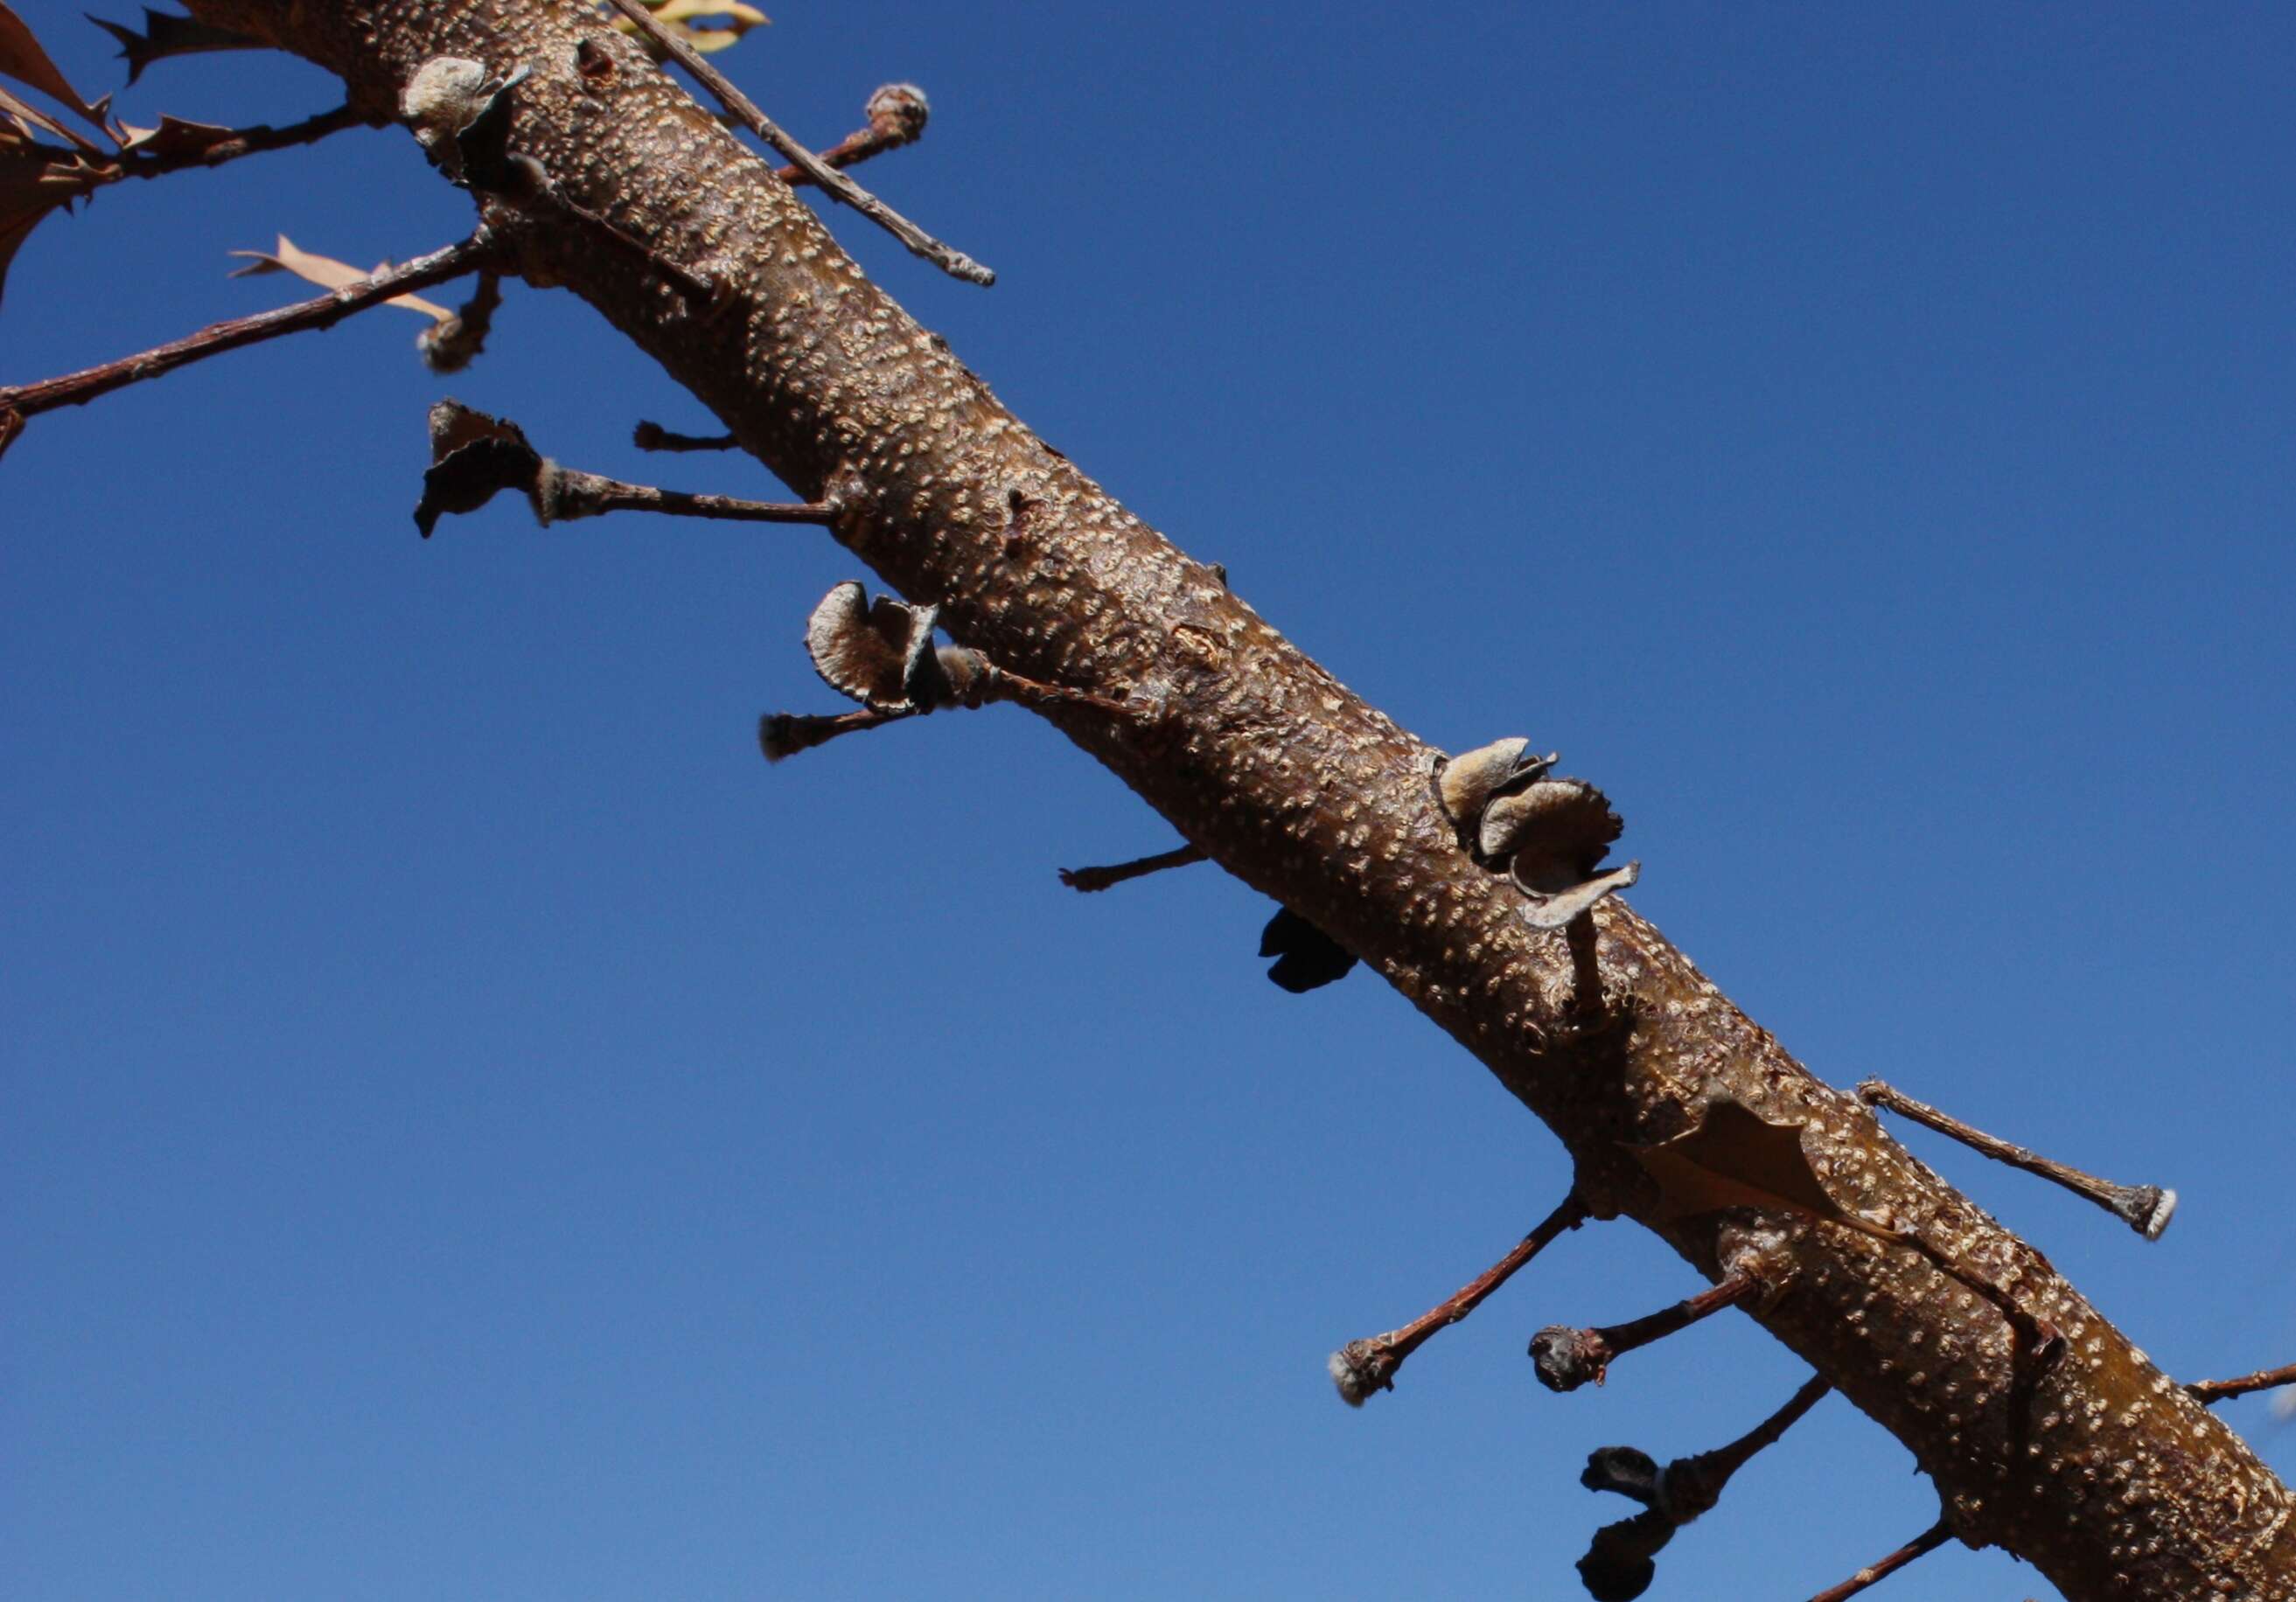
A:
[{"xmin": 181, "ymin": 3, "xmax": 2296, "ymax": 1595}]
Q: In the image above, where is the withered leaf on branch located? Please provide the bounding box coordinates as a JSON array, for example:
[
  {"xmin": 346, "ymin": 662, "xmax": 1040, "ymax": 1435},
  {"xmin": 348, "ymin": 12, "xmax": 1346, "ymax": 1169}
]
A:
[
  {"xmin": 414, "ymin": 400, "xmax": 547, "ymax": 535},
  {"xmin": 1632, "ymin": 1098, "xmax": 1895, "ymax": 1241},
  {"xmin": 0, "ymin": 3, "xmax": 111, "ymax": 137},
  {"xmin": 229, "ymin": 234, "xmax": 453, "ymax": 320},
  {"xmin": 87, "ymin": 10, "xmax": 261, "ymax": 87},
  {"xmin": 0, "ymin": 133, "xmax": 119, "ymax": 305},
  {"xmin": 805, "ymin": 580, "xmax": 944, "ymax": 714},
  {"xmin": 115, "ymin": 114, "xmax": 239, "ymax": 159}
]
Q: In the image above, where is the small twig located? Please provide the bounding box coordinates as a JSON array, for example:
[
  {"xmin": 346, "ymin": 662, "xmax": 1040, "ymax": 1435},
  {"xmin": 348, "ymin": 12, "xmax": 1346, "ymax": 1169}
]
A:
[
  {"xmin": 553, "ymin": 470, "xmax": 840, "ymax": 524},
  {"xmin": 1574, "ymin": 1374, "xmax": 1832, "ymax": 1599},
  {"xmin": 1859, "ymin": 1078, "xmax": 2175, "ymax": 1240},
  {"xmin": 600, "ymin": 0, "xmax": 994, "ymax": 287},
  {"xmin": 1660, "ymin": 1373, "xmax": 1832, "ymax": 1510},
  {"xmin": 1804, "ymin": 1519, "xmax": 1952, "ymax": 1602},
  {"xmin": 0, "ymin": 232, "xmax": 499, "ymax": 435},
  {"xmin": 778, "ymin": 82, "xmax": 929, "ymax": 186},
  {"xmin": 1058, "ymin": 843, "xmax": 1209, "ymax": 893},
  {"xmin": 2188, "ymin": 1362, "xmax": 2296, "ymax": 1405},
  {"xmin": 122, "ymin": 102, "xmax": 371, "ymax": 178},
  {"xmin": 1530, "ymin": 1269, "xmax": 1759, "ymax": 1392},
  {"xmin": 759, "ymin": 707, "xmax": 907, "ymax": 763},
  {"xmin": 1330, "ymin": 1194, "xmax": 1588, "ymax": 1405},
  {"xmin": 633, "ymin": 420, "xmax": 739, "ymax": 452}
]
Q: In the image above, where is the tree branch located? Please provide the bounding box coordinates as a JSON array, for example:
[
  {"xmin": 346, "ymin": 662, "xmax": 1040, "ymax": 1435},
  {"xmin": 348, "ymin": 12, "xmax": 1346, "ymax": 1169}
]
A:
[
  {"xmin": 163, "ymin": 3, "xmax": 2296, "ymax": 1595},
  {"xmin": 0, "ymin": 231, "xmax": 498, "ymax": 442}
]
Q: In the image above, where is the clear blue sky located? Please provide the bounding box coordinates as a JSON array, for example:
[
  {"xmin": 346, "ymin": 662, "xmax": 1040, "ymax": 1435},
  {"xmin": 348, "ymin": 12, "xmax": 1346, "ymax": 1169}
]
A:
[{"xmin": 5, "ymin": 4, "xmax": 2292, "ymax": 1598}]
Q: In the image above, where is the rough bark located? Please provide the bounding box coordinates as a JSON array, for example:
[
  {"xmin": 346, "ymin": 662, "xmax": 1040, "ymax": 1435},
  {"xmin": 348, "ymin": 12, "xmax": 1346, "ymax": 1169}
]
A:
[{"xmin": 174, "ymin": 3, "xmax": 2296, "ymax": 1596}]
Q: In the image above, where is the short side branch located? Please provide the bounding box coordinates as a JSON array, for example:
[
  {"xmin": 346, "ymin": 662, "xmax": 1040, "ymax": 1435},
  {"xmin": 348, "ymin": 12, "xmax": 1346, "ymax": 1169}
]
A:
[
  {"xmin": 0, "ymin": 232, "xmax": 499, "ymax": 440},
  {"xmin": 598, "ymin": 0, "xmax": 992, "ymax": 286},
  {"xmin": 2188, "ymin": 1362, "xmax": 2296, "ymax": 1405},
  {"xmin": 1804, "ymin": 1519, "xmax": 1952, "ymax": 1602}
]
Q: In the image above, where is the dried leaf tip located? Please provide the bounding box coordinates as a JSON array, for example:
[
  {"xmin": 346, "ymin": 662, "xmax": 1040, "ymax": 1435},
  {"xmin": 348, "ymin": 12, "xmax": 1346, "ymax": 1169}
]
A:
[
  {"xmin": 87, "ymin": 10, "xmax": 260, "ymax": 87},
  {"xmin": 1433, "ymin": 737, "xmax": 1638, "ymax": 929}
]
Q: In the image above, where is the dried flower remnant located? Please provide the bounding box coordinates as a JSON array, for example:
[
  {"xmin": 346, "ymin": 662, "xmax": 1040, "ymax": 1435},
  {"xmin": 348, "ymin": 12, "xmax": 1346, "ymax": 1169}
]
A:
[
  {"xmin": 1431, "ymin": 737, "xmax": 1639, "ymax": 930},
  {"xmin": 761, "ymin": 582, "xmax": 1127, "ymax": 763}
]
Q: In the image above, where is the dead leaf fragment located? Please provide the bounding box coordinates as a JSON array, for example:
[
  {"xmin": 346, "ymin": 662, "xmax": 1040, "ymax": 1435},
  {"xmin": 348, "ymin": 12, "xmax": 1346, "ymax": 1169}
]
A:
[
  {"xmin": 115, "ymin": 114, "xmax": 238, "ymax": 159},
  {"xmin": 0, "ymin": 3, "xmax": 110, "ymax": 136},
  {"xmin": 1260, "ymin": 907, "xmax": 1357, "ymax": 993},
  {"xmin": 414, "ymin": 400, "xmax": 548, "ymax": 535},
  {"xmin": 229, "ymin": 234, "xmax": 451, "ymax": 320},
  {"xmin": 803, "ymin": 581, "xmax": 946, "ymax": 713},
  {"xmin": 1632, "ymin": 1098, "xmax": 1895, "ymax": 1241},
  {"xmin": 0, "ymin": 134, "xmax": 120, "ymax": 305}
]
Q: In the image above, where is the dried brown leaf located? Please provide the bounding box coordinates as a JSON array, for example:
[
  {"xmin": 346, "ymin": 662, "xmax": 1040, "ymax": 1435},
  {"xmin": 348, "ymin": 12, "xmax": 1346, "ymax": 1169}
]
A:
[
  {"xmin": 0, "ymin": 139, "xmax": 118, "ymax": 305},
  {"xmin": 227, "ymin": 233, "xmax": 452, "ymax": 320},
  {"xmin": 803, "ymin": 581, "xmax": 943, "ymax": 712},
  {"xmin": 1479, "ymin": 777, "xmax": 1623, "ymax": 867},
  {"xmin": 115, "ymin": 113, "xmax": 236, "ymax": 158},
  {"xmin": 414, "ymin": 399, "xmax": 547, "ymax": 536},
  {"xmin": 0, "ymin": 3, "xmax": 109, "ymax": 138},
  {"xmin": 87, "ymin": 10, "xmax": 260, "ymax": 87},
  {"xmin": 1632, "ymin": 1099, "xmax": 1896, "ymax": 1240}
]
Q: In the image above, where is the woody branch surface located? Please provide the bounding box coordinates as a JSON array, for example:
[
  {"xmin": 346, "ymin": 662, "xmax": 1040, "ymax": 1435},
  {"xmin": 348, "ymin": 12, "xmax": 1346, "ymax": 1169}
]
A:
[{"xmin": 179, "ymin": 3, "xmax": 2295, "ymax": 1596}]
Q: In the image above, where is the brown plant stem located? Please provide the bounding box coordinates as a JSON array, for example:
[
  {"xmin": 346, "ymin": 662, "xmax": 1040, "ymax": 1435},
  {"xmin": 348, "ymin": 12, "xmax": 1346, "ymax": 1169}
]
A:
[
  {"xmin": 1331, "ymin": 1194, "xmax": 1588, "ymax": 1404},
  {"xmin": 0, "ymin": 231, "xmax": 498, "ymax": 433},
  {"xmin": 1530, "ymin": 1269, "xmax": 1759, "ymax": 1392},
  {"xmin": 551, "ymin": 470, "xmax": 839, "ymax": 524},
  {"xmin": 1660, "ymin": 1372, "xmax": 1832, "ymax": 1513},
  {"xmin": 598, "ymin": 0, "xmax": 992, "ymax": 286},
  {"xmin": 2188, "ymin": 1362, "xmax": 2296, "ymax": 1404},
  {"xmin": 1057, "ymin": 844, "xmax": 1209, "ymax": 893},
  {"xmin": 1804, "ymin": 1519, "xmax": 1952, "ymax": 1602},
  {"xmin": 1858, "ymin": 1078, "xmax": 2174, "ymax": 1240},
  {"xmin": 122, "ymin": 101, "xmax": 372, "ymax": 177}
]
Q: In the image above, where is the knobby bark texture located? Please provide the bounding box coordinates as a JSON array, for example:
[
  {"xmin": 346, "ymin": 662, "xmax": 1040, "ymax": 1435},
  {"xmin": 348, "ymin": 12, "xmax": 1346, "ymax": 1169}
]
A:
[{"xmin": 180, "ymin": 3, "xmax": 2295, "ymax": 1596}]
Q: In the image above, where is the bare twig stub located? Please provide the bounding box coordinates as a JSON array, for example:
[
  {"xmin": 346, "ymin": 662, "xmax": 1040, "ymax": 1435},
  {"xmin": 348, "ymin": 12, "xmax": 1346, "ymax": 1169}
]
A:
[
  {"xmin": 1804, "ymin": 1519, "xmax": 1952, "ymax": 1602},
  {"xmin": 1330, "ymin": 1194, "xmax": 1588, "ymax": 1404},
  {"xmin": 2188, "ymin": 1362, "xmax": 2296, "ymax": 1405},
  {"xmin": 632, "ymin": 420, "xmax": 738, "ymax": 453},
  {"xmin": 1858, "ymin": 1079, "xmax": 2176, "ymax": 1240},
  {"xmin": 0, "ymin": 232, "xmax": 499, "ymax": 432},
  {"xmin": 1057, "ymin": 843, "xmax": 1208, "ymax": 893},
  {"xmin": 778, "ymin": 82, "xmax": 929, "ymax": 186},
  {"xmin": 1530, "ymin": 1271, "xmax": 1760, "ymax": 1393},
  {"xmin": 599, "ymin": 0, "xmax": 993, "ymax": 286}
]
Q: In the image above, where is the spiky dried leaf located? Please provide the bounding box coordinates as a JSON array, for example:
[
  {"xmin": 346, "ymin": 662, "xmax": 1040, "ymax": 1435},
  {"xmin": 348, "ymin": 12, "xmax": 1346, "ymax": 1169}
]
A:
[
  {"xmin": 415, "ymin": 399, "xmax": 548, "ymax": 536},
  {"xmin": 803, "ymin": 581, "xmax": 946, "ymax": 712},
  {"xmin": 0, "ymin": 135, "xmax": 118, "ymax": 304},
  {"xmin": 0, "ymin": 3, "xmax": 109, "ymax": 138},
  {"xmin": 115, "ymin": 114, "xmax": 237, "ymax": 158},
  {"xmin": 87, "ymin": 10, "xmax": 259, "ymax": 87},
  {"xmin": 228, "ymin": 234, "xmax": 452, "ymax": 320}
]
